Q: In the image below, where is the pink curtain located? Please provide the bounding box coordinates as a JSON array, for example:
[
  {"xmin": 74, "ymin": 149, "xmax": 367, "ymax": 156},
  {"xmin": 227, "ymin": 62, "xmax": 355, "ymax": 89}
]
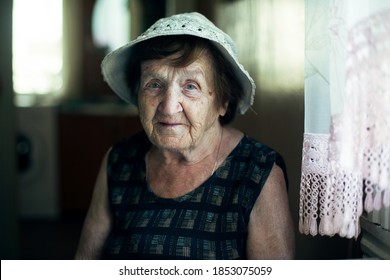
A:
[{"xmin": 300, "ymin": 0, "xmax": 390, "ymax": 239}]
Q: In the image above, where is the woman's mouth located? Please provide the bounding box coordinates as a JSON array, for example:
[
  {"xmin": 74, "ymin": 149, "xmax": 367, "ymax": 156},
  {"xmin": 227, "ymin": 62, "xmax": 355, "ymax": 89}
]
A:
[{"xmin": 159, "ymin": 122, "xmax": 181, "ymax": 128}]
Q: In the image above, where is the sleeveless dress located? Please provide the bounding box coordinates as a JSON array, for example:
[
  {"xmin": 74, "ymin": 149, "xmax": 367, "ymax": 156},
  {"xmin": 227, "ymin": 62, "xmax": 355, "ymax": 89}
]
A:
[{"xmin": 102, "ymin": 131, "xmax": 286, "ymax": 259}]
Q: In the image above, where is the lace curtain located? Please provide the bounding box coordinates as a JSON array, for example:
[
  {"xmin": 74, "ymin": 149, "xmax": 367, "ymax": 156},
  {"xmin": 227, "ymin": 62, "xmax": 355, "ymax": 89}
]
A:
[{"xmin": 299, "ymin": 0, "xmax": 390, "ymax": 239}]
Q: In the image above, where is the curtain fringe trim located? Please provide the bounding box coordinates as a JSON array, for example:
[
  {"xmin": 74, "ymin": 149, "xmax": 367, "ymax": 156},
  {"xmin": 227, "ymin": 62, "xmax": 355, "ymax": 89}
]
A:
[{"xmin": 299, "ymin": 133, "xmax": 390, "ymax": 239}]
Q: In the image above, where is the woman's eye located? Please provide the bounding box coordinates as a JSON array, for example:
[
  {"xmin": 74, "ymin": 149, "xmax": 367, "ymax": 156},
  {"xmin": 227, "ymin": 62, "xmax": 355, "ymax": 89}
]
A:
[
  {"xmin": 144, "ymin": 81, "xmax": 163, "ymax": 91},
  {"xmin": 149, "ymin": 82, "xmax": 161, "ymax": 89},
  {"xmin": 185, "ymin": 83, "xmax": 198, "ymax": 91}
]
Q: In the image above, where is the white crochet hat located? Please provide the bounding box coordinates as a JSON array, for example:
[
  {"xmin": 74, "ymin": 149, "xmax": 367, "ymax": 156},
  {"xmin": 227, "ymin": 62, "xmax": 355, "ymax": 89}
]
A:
[{"xmin": 101, "ymin": 12, "xmax": 255, "ymax": 114}]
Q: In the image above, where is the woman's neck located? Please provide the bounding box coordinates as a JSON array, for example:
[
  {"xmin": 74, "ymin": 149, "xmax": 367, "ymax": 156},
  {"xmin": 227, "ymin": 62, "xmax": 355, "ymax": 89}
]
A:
[{"xmin": 149, "ymin": 125, "xmax": 224, "ymax": 166}]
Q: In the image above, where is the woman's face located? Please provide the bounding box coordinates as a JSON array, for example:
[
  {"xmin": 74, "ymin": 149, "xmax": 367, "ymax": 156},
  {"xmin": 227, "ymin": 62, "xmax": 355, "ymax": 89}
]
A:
[{"xmin": 138, "ymin": 52, "xmax": 227, "ymax": 154}]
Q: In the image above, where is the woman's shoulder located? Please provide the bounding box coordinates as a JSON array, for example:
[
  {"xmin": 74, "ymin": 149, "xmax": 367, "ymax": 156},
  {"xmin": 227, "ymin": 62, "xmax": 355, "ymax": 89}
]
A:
[
  {"xmin": 223, "ymin": 127, "xmax": 282, "ymax": 164},
  {"xmin": 113, "ymin": 130, "xmax": 148, "ymax": 147},
  {"xmin": 109, "ymin": 130, "xmax": 150, "ymax": 161},
  {"xmin": 234, "ymin": 134, "xmax": 288, "ymax": 186},
  {"xmin": 239, "ymin": 134, "xmax": 281, "ymax": 159}
]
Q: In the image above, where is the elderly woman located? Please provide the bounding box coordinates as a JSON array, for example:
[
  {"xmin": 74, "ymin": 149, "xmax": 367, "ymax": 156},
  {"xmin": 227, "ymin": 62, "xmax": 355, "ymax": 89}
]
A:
[{"xmin": 75, "ymin": 12, "xmax": 295, "ymax": 260}]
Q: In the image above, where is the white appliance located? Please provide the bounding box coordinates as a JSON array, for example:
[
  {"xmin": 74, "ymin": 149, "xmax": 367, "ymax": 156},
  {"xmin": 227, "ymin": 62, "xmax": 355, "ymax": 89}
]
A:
[{"xmin": 16, "ymin": 105, "xmax": 60, "ymax": 219}]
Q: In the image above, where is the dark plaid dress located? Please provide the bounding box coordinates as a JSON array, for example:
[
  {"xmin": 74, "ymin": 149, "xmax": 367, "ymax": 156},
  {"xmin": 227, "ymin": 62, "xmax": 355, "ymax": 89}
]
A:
[{"xmin": 102, "ymin": 131, "xmax": 286, "ymax": 259}]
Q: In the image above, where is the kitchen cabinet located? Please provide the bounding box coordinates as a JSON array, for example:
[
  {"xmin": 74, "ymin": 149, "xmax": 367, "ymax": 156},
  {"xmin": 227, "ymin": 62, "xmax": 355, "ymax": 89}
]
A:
[{"xmin": 58, "ymin": 109, "xmax": 142, "ymax": 216}]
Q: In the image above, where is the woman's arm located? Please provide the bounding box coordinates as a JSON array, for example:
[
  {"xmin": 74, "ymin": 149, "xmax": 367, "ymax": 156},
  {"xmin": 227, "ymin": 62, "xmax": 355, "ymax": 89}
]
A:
[
  {"xmin": 246, "ymin": 164, "xmax": 295, "ymax": 259},
  {"xmin": 74, "ymin": 149, "xmax": 113, "ymax": 259}
]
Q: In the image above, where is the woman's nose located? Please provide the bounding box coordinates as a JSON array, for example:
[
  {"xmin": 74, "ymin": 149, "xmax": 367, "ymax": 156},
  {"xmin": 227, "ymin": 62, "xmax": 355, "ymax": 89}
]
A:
[{"xmin": 158, "ymin": 86, "xmax": 183, "ymax": 115}]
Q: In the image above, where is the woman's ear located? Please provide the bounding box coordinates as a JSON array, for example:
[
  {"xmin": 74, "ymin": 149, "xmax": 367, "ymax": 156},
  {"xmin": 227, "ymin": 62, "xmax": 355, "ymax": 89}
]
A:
[{"xmin": 219, "ymin": 101, "xmax": 229, "ymax": 117}]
